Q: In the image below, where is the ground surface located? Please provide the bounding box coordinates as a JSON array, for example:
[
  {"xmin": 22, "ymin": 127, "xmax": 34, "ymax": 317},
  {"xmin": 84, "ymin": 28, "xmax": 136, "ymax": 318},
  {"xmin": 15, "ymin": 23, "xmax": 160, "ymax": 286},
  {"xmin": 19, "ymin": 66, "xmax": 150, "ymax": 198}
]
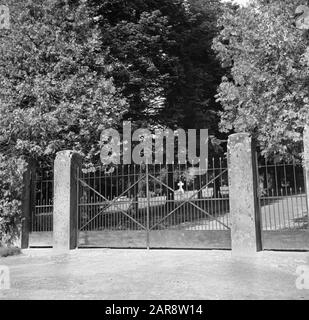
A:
[
  {"xmin": 0, "ymin": 247, "xmax": 21, "ymax": 257},
  {"xmin": 1, "ymin": 249, "xmax": 309, "ymax": 300}
]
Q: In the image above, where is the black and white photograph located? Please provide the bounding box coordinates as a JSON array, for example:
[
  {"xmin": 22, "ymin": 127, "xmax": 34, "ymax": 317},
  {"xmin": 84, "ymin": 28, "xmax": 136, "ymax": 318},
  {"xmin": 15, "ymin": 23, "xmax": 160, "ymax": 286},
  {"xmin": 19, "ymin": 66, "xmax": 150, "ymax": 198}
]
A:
[{"xmin": 0, "ymin": 0, "xmax": 309, "ymax": 306}]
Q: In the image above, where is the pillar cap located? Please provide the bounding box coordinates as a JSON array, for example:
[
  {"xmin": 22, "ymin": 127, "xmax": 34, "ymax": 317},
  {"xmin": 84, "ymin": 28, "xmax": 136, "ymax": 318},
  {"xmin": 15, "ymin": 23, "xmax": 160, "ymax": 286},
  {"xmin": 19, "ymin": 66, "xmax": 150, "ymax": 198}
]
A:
[
  {"xmin": 55, "ymin": 150, "xmax": 83, "ymax": 164},
  {"xmin": 228, "ymin": 133, "xmax": 252, "ymax": 148}
]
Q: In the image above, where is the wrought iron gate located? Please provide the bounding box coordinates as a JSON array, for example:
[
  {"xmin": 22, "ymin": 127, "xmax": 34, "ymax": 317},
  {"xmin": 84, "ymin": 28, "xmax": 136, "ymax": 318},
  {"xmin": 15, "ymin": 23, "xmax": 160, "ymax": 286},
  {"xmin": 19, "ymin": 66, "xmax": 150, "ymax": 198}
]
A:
[
  {"xmin": 257, "ymin": 156, "xmax": 309, "ymax": 250},
  {"xmin": 29, "ymin": 167, "xmax": 53, "ymax": 247},
  {"xmin": 77, "ymin": 159, "xmax": 231, "ymax": 249}
]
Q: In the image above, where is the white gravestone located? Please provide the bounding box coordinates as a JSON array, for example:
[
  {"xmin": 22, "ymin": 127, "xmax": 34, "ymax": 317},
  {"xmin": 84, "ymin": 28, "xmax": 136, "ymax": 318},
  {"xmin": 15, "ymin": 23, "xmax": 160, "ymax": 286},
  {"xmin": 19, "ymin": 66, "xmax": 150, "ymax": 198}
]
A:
[{"xmin": 174, "ymin": 181, "xmax": 185, "ymax": 201}]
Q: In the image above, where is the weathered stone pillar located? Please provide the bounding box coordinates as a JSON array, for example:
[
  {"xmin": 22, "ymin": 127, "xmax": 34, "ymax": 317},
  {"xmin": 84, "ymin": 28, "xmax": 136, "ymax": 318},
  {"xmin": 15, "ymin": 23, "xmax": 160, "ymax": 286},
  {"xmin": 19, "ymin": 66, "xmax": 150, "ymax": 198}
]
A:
[
  {"xmin": 228, "ymin": 133, "xmax": 262, "ymax": 256},
  {"xmin": 303, "ymin": 125, "xmax": 309, "ymax": 218},
  {"xmin": 53, "ymin": 151, "xmax": 82, "ymax": 251}
]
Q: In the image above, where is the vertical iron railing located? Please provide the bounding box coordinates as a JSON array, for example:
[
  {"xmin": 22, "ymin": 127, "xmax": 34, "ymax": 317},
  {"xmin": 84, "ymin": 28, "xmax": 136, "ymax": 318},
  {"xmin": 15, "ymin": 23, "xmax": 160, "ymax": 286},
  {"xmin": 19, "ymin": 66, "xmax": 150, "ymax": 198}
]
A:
[
  {"xmin": 258, "ymin": 157, "xmax": 308, "ymax": 231},
  {"xmin": 30, "ymin": 167, "xmax": 53, "ymax": 232},
  {"xmin": 77, "ymin": 158, "xmax": 230, "ymax": 233}
]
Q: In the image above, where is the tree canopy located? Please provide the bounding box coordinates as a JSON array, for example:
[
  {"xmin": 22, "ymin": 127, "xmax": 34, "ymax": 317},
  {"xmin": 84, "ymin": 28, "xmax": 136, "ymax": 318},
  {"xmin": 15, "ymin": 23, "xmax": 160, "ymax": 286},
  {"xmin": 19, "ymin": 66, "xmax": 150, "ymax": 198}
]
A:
[
  {"xmin": 0, "ymin": 0, "xmax": 127, "ymax": 244},
  {"xmin": 0, "ymin": 0, "xmax": 127, "ymax": 165},
  {"xmin": 89, "ymin": 0, "xmax": 224, "ymax": 132},
  {"xmin": 0, "ymin": 0, "xmax": 225, "ymax": 164},
  {"xmin": 213, "ymin": 0, "xmax": 309, "ymax": 156},
  {"xmin": 0, "ymin": 0, "xmax": 225, "ymax": 244}
]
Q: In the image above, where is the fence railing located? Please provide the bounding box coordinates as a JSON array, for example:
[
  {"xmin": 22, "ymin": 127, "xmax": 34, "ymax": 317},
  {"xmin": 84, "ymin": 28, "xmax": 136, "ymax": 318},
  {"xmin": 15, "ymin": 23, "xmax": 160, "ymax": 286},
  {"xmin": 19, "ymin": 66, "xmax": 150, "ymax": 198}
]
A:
[
  {"xmin": 258, "ymin": 157, "xmax": 308, "ymax": 231},
  {"xmin": 29, "ymin": 155, "xmax": 309, "ymax": 234},
  {"xmin": 27, "ymin": 132, "xmax": 309, "ymax": 251},
  {"xmin": 30, "ymin": 168, "xmax": 53, "ymax": 232},
  {"xmin": 77, "ymin": 158, "xmax": 230, "ymax": 232}
]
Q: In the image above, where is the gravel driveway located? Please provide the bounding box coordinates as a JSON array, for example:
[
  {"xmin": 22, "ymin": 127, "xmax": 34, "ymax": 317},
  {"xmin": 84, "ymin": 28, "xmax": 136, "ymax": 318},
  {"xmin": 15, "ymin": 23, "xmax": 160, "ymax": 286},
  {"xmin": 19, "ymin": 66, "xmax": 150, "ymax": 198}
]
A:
[{"xmin": 0, "ymin": 249, "xmax": 309, "ymax": 300}]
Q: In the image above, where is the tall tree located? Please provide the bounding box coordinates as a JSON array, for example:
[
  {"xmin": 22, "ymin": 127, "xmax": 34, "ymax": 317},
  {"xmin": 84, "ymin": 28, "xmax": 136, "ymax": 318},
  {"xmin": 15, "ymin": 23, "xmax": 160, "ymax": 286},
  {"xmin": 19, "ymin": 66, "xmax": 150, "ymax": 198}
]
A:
[
  {"xmin": 0, "ymin": 0, "xmax": 127, "ymax": 165},
  {"xmin": 170, "ymin": 0, "xmax": 225, "ymax": 133},
  {"xmin": 89, "ymin": 0, "xmax": 224, "ymax": 134},
  {"xmin": 0, "ymin": 0, "xmax": 127, "ymax": 244},
  {"xmin": 213, "ymin": 0, "xmax": 309, "ymax": 156}
]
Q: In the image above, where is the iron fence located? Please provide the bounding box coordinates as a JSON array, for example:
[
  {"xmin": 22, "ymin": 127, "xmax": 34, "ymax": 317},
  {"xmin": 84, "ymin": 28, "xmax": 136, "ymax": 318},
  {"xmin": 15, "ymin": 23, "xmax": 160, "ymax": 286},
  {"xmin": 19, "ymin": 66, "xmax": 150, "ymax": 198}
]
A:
[
  {"xmin": 30, "ymin": 168, "xmax": 53, "ymax": 232},
  {"xmin": 258, "ymin": 157, "xmax": 308, "ymax": 231},
  {"xmin": 77, "ymin": 158, "xmax": 230, "ymax": 233}
]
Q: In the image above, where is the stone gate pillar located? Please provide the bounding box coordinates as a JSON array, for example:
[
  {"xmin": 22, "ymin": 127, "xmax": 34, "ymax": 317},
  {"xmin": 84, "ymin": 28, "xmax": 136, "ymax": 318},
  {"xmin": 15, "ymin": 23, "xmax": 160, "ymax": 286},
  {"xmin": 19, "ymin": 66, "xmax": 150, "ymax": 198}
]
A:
[
  {"xmin": 228, "ymin": 133, "xmax": 262, "ymax": 256},
  {"xmin": 53, "ymin": 151, "xmax": 82, "ymax": 251},
  {"xmin": 303, "ymin": 125, "xmax": 309, "ymax": 217}
]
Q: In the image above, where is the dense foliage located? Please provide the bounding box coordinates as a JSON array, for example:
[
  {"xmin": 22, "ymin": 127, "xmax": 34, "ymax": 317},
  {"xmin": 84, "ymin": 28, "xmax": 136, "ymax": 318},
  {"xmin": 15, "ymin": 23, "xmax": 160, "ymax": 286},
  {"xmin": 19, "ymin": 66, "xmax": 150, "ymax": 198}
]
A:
[
  {"xmin": 89, "ymin": 0, "xmax": 224, "ymax": 132},
  {"xmin": 213, "ymin": 0, "xmax": 309, "ymax": 156},
  {"xmin": 0, "ymin": 0, "xmax": 127, "ymax": 244},
  {"xmin": 0, "ymin": 0, "xmax": 127, "ymax": 164},
  {"xmin": 0, "ymin": 0, "xmax": 224, "ymax": 244},
  {"xmin": 0, "ymin": 155, "xmax": 26, "ymax": 245}
]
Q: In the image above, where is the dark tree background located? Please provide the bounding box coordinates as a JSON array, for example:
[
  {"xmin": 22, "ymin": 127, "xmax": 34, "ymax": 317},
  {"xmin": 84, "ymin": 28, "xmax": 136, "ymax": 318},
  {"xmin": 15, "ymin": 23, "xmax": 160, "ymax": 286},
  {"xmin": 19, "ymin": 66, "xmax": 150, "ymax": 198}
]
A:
[
  {"xmin": 88, "ymin": 0, "xmax": 225, "ymax": 135},
  {"xmin": 0, "ymin": 0, "xmax": 226, "ymax": 244}
]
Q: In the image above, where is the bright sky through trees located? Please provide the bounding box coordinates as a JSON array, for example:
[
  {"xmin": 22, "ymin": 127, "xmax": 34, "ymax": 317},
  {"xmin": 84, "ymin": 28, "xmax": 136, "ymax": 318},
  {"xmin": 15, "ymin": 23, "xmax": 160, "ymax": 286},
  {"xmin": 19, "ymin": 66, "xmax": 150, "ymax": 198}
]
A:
[{"xmin": 222, "ymin": 0, "xmax": 249, "ymax": 6}]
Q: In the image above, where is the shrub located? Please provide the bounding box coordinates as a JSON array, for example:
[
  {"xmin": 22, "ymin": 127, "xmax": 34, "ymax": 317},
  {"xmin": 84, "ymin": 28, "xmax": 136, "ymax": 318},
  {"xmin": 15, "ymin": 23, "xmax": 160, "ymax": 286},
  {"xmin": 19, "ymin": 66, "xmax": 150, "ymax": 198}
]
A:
[
  {"xmin": 0, "ymin": 246, "xmax": 21, "ymax": 257},
  {"xmin": 0, "ymin": 155, "xmax": 27, "ymax": 246}
]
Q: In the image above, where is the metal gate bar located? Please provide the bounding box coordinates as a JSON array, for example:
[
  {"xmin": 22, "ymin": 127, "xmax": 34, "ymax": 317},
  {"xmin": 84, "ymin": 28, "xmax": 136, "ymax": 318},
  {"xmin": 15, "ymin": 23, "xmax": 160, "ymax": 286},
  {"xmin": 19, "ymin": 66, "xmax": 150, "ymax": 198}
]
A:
[
  {"xmin": 257, "ymin": 155, "xmax": 309, "ymax": 250},
  {"xmin": 29, "ymin": 167, "xmax": 53, "ymax": 247},
  {"xmin": 77, "ymin": 159, "xmax": 231, "ymax": 249}
]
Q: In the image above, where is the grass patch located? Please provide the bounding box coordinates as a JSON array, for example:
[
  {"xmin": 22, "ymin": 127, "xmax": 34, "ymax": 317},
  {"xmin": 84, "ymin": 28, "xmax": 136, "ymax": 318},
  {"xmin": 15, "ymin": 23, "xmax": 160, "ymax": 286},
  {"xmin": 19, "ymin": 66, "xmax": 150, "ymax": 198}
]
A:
[{"xmin": 0, "ymin": 246, "xmax": 21, "ymax": 257}]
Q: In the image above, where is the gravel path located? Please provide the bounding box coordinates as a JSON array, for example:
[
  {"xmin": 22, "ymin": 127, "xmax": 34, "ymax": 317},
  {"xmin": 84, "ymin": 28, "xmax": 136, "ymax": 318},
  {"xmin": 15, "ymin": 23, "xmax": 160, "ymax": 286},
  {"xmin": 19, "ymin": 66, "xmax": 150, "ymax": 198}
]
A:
[{"xmin": 0, "ymin": 249, "xmax": 309, "ymax": 300}]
